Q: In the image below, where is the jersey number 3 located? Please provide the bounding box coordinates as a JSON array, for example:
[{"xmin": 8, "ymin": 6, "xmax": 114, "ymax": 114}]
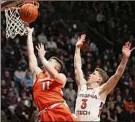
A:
[{"xmin": 81, "ymin": 99, "xmax": 88, "ymax": 109}]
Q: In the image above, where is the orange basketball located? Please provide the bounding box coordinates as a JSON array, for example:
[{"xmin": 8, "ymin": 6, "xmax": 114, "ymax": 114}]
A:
[{"xmin": 19, "ymin": 4, "xmax": 38, "ymax": 23}]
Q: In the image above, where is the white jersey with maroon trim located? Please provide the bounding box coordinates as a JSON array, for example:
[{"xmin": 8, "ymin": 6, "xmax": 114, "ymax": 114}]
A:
[{"xmin": 75, "ymin": 85, "xmax": 106, "ymax": 121}]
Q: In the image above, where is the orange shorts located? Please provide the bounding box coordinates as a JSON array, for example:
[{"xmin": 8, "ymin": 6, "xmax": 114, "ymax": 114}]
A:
[{"xmin": 39, "ymin": 103, "xmax": 78, "ymax": 122}]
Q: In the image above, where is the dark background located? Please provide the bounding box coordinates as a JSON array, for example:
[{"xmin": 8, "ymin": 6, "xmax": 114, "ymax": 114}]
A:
[{"xmin": 1, "ymin": 1, "xmax": 135, "ymax": 122}]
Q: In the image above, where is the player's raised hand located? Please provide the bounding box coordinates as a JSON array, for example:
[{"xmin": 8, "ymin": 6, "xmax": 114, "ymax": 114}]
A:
[
  {"xmin": 122, "ymin": 41, "xmax": 135, "ymax": 58},
  {"xmin": 26, "ymin": 27, "xmax": 34, "ymax": 34},
  {"xmin": 36, "ymin": 43, "xmax": 46, "ymax": 59},
  {"xmin": 76, "ymin": 34, "xmax": 86, "ymax": 48}
]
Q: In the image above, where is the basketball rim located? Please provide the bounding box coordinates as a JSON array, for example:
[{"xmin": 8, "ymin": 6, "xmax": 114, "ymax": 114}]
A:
[
  {"xmin": 1, "ymin": 0, "xmax": 39, "ymax": 11},
  {"xmin": 1, "ymin": 0, "xmax": 23, "ymax": 11}
]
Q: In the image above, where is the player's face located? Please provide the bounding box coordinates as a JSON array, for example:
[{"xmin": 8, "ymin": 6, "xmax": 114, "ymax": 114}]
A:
[
  {"xmin": 87, "ymin": 71, "xmax": 102, "ymax": 85},
  {"xmin": 48, "ymin": 59, "xmax": 61, "ymax": 72}
]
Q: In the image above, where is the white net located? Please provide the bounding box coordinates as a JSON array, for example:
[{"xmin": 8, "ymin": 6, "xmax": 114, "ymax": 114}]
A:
[{"xmin": 5, "ymin": 8, "xmax": 28, "ymax": 39}]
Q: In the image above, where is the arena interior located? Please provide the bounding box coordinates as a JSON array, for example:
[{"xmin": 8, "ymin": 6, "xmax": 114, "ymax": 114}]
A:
[{"xmin": 1, "ymin": 1, "xmax": 135, "ymax": 122}]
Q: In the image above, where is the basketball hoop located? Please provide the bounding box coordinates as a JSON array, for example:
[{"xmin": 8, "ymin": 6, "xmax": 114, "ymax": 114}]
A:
[
  {"xmin": 5, "ymin": 7, "xmax": 28, "ymax": 39},
  {"xmin": 3, "ymin": 0, "xmax": 39, "ymax": 39}
]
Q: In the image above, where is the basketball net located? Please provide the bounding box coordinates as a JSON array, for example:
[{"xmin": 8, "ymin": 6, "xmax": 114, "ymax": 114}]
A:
[{"xmin": 5, "ymin": 7, "xmax": 28, "ymax": 39}]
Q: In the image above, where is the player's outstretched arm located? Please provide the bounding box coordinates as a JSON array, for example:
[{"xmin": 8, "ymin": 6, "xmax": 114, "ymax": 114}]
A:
[
  {"xmin": 74, "ymin": 34, "xmax": 87, "ymax": 88},
  {"xmin": 36, "ymin": 43, "xmax": 66, "ymax": 87},
  {"xmin": 27, "ymin": 27, "xmax": 41, "ymax": 74},
  {"xmin": 100, "ymin": 41, "xmax": 135, "ymax": 95}
]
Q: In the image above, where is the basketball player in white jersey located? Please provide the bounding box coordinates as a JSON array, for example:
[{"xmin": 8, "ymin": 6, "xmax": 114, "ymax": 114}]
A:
[{"xmin": 74, "ymin": 34, "xmax": 135, "ymax": 121}]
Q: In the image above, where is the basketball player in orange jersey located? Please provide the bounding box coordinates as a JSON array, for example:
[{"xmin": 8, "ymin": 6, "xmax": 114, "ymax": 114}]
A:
[
  {"xmin": 74, "ymin": 34, "xmax": 135, "ymax": 121},
  {"xmin": 26, "ymin": 27, "xmax": 78, "ymax": 122}
]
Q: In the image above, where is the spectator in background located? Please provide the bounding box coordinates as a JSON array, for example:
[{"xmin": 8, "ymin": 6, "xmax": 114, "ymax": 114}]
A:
[
  {"xmin": 4, "ymin": 70, "xmax": 12, "ymax": 83},
  {"xmin": 18, "ymin": 57, "xmax": 27, "ymax": 71},
  {"xmin": 16, "ymin": 90, "xmax": 34, "ymax": 121},
  {"xmin": 71, "ymin": 34, "xmax": 78, "ymax": 46},
  {"xmin": 96, "ymin": 59, "xmax": 102, "ymax": 68},
  {"xmin": 86, "ymin": 63, "xmax": 92, "ymax": 78},
  {"xmin": 107, "ymin": 102, "xmax": 117, "ymax": 122},
  {"xmin": 15, "ymin": 100, "xmax": 31, "ymax": 122},
  {"xmin": 64, "ymin": 82, "xmax": 77, "ymax": 113},
  {"xmin": 116, "ymin": 105, "xmax": 131, "ymax": 122},
  {"xmin": 107, "ymin": 91, "xmax": 115, "ymax": 103},
  {"xmin": 21, "ymin": 70, "xmax": 33, "ymax": 89},
  {"xmin": 64, "ymin": 36, "xmax": 73, "ymax": 53},
  {"xmin": 115, "ymin": 95, "xmax": 124, "ymax": 108},
  {"xmin": 67, "ymin": 72, "xmax": 74, "ymax": 82},
  {"xmin": 132, "ymin": 89, "xmax": 135, "ymax": 103},
  {"xmin": 37, "ymin": 31, "xmax": 48, "ymax": 44},
  {"xmin": 123, "ymin": 88, "xmax": 131, "ymax": 101},
  {"xmin": 100, "ymin": 107, "xmax": 108, "ymax": 122},
  {"xmin": 1, "ymin": 1, "xmax": 135, "ymax": 122},
  {"xmin": 10, "ymin": 81, "xmax": 19, "ymax": 98},
  {"xmin": 7, "ymin": 88, "xmax": 18, "ymax": 116},
  {"xmin": 124, "ymin": 97, "xmax": 135, "ymax": 112},
  {"xmin": 128, "ymin": 107, "xmax": 135, "ymax": 122},
  {"xmin": 14, "ymin": 66, "xmax": 26, "ymax": 85},
  {"xmin": 1, "ymin": 110, "xmax": 8, "ymax": 122},
  {"xmin": 29, "ymin": 110, "xmax": 39, "ymax": 122},
  {"xmin": 96, "ymin": 10, "xmax": 105, "ymax": 23},
  {"xmin": 3, "ymin": 46, "xmax": 17, "ymax": 69},
  {"xmin": 1, "ymin": 80, "xmax": 8, "ymax": 98},
  {"xmin": 47, "ymin": 37, "xmax": 57, "ymax": 49},
  {"xmin": 115, "ymin": 88, "xmax": 121, "ymax": 96},
  {"xmin": 56, "ymin": 33, "xmax": 65, "ymax": 49},
  {"xmin": 20, "ymin": 90, "xmax": 31, "ymax": 101},
  {"xmin": 90, "ymin": 41, "xmax": 98, "ymax": 53}
]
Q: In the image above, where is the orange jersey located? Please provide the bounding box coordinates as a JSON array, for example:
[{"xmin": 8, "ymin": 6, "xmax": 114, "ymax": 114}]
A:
[{"xmin": 32, "ymin": 72, "xmax": 64, "ymax": 111}]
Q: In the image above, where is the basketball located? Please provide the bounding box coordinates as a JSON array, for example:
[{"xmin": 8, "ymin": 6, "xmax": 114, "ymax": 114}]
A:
[{"xmin": 19, "ymin": 3, "xmax": 38, "ymax": 23}]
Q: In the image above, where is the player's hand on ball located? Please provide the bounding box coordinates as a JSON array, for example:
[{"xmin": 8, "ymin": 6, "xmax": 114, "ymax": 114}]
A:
[
  {"xmin": 26, "ymin": 27, "xmax": 34, "ymax": 34},
  {"xmin": 122, "ymin": 41, "xmax": 135, "ymax": 58},
  {"xmin": 36, "ymin": 43, "xmax": 46, "ymax": 59},
  {"xmin": 76, "ymin": 34, "xmax": 86, "ymax": 48}
]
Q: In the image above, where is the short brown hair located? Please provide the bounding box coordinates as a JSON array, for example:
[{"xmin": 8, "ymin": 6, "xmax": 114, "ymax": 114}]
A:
[
  {"xmin": 49, "ymin": 56, "xmax": 64, "ymax": 72},
  {"xmin": 95, "ymin": 68, "xmax": 109, "ymax": 82}
]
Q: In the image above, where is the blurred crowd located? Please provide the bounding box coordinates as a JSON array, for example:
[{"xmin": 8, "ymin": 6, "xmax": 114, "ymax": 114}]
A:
[{"xmin": 1, "ymin": 1, "xmax": 135, "ymax": 122}]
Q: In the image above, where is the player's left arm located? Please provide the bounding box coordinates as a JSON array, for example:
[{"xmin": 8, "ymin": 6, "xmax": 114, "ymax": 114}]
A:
[
  {"xmin": 36, "ymin": 43, "xmax": 66, "ymax": 87},
  {"xmin": 99, "ymin": 41, "xmax": 135, "ymax": 95}
]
